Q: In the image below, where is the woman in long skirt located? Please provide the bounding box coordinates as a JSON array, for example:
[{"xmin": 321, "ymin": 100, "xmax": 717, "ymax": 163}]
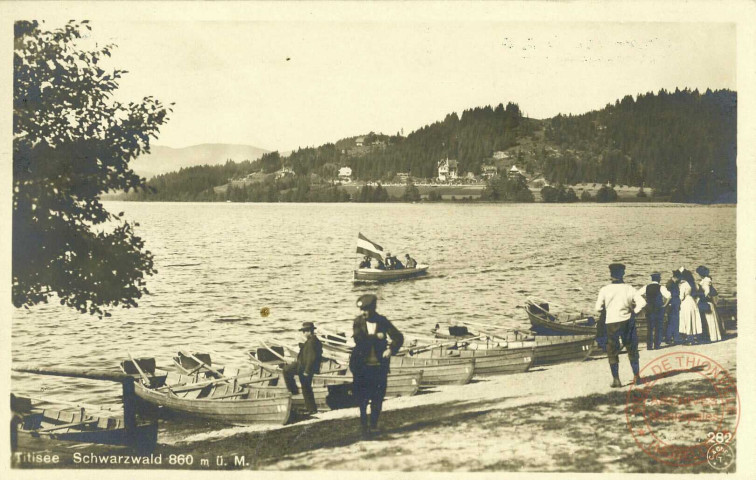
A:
[
  {"xmin": 678, "ymin": 269, "xmax": 703, "ymax": 343},
  {"xmin": 696, "ymin": 265, "xmax": 723, "ymax": 342}
]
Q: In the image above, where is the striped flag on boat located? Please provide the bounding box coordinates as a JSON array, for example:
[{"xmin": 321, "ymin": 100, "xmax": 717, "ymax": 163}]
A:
[{"xmin": 356, "ymin": 233, "xmax": 384, "ymax": 261}]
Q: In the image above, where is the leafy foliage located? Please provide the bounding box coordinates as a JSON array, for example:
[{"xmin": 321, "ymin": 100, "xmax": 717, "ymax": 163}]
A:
[
  {"xmin": 481, "ymin": 176, "xmax": 534, "ymax": 202},
  {"xmin": 595, "ymin": 185, "xmax": 619, "ymax": 203},
  {"xmin": 13, "ymin": 21, "xmax": 171, "ymax": 316},
  {"xmin": 402, "ymin": 180, "xmax": 421, "ymax": 202},
  {"xmin": 540, "ymin": 184, "xmax": 578, "ymax": 203}
]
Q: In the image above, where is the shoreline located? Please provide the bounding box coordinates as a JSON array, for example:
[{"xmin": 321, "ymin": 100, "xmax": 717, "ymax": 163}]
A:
[{"xmin": 16, "ymin": 337, "xmax": 735, "ymax": 472}]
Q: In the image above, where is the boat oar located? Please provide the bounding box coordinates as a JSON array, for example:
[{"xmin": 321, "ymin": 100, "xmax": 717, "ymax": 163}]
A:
[
  {"xmin": 526, "ymin": 299, "xmax": 558, "ymax": 320},
  {"xmin": 127, "ymin": 352, "xmax": 152, "ymax": 386},
  {"xmin": 159, "ymin": 371, "xmax": 275, "ymax": 394},
  {"xmin": 25, "ymin": 396, "xmax": 121, "ymax": 412},
  {"xmin": 247, "ymin": 354, "xmax": 283, "ymax": 374},
  {"xmin": 260, "ymin": 340, "xmax": 292, "ymax": 363},
  {"xmin": 457, "ymin": 319, "xmax": 526, "ymax": 334},
  {"xmin": 182, "ymin": 351, "xmax": 224, "ymax": 378}
]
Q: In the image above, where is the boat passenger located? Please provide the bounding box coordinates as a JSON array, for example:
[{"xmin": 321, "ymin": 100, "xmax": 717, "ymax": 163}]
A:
[
  {"xmin": 595, "ymin": 263, "xmax": 646, "ymax": 388},
  {"xmin": 372, "ymin": 257, "xmax": 386, "ymax": 270},
  {"xmin": 359, "ymin": 255, "xmax": 372, "ymax": 269},
  {"xmin": 392, "ymin": 256, "xmax": 404, "ymax": 269},
  {"xmin": 404, "ymin": 254, "xmax": 417, "ymax": 269},
  {"xmin": 350, "ymin": 294, "xmax": 404, "ymax": 438},
  {"xmin": 282, "ymin": 322, "xmax": 323, "ymax": 414},
  {"xmin": 384, "ymin": 253, "xmax": 395, "ymax": 270}
]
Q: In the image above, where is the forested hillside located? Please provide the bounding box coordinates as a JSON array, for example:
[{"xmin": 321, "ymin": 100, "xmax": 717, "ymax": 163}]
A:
[
  {"xmin": 540, "ymin": 88, "xmax": 736, "ymax": 202},
  {"xmin": 120, "ymin": 88, "xmax": 736, "ymax": 203}
]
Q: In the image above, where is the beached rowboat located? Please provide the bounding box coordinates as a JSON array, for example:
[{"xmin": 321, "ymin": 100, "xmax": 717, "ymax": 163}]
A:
[
  {"xmin": 11, "ymin": 395, "xmax": 158, "ymax": 452},
  {"xmin": 245, "ymin": 347, "xmax": 422, "ymax": 400},
  {"xmin": 120, "ymin": 358, "xmax": 293, "ymax": 425},
  {"xmin": 317, "ymin": 336, "xmax": 476, "ymax": 385},
  {"xmin": 353, "ymin": 264, "xmax": 429, "ymax": 283},
  {"xmin": 431, "ymin": 323, "xmax": 597, "ymax": 366},
  {"xmin": 407, "ymin": 347, "xmax": 531, "ymax": 375}
]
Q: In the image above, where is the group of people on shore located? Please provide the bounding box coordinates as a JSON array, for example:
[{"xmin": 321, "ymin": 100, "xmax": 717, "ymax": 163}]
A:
[
  {"xmin": 358, "ymin": 253, "xmax": 417, "ymax": 270},
  {"xmin": 596, "ymin": 262, "xmax": 725, "ymax": 388}
]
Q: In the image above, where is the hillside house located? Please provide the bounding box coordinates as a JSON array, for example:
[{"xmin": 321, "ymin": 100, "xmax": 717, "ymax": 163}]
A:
[
  {"xmin": 507, "ymin": 165, "xmax": 525, "ymax": 181},
  {"xmin": 355, "ymin": 137, "xmax": 365, "ymax": 147},
  {"xmin": 493, "ymin": 151, "xmax": 509, "ymax": 160},
  {"xmin": 437, "ymin": 158, "xmax": 458, "ymax": 182},
  {"xmin": 396, "ymin": 172, "xmax": 410, "ymax": 183},
  {"xmin": 338, "ymin": 166, "xmax": 353, "ymax": 183},
  {"xmin": 275, "ymin": 167, "xmax": 294, "ymax": 179},
  {"xmin": 481, "ymin": 165, "xmax": 498, "ymax": 179}
]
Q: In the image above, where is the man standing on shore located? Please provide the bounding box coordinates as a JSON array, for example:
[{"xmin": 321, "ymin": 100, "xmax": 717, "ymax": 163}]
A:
[
  {"xmin": 283, "ymin": 322, "xmax": 323, "ymax": 414},
  {"xmin": 350, "ymin": 294, "xmax": 404, "ymax": 438},
  {"xmin": 595, "ymin": 263, "xmax": 647, "ymax": 387},
  {"xmin": 638, "ymin": 272, "xmax": 671, "ymax": 350}
]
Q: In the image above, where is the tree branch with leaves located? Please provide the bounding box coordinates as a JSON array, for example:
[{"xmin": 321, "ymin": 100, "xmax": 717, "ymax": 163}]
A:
[{"xmin": 13, "ymin": 20, "xmax": 172, "ymax": 316}]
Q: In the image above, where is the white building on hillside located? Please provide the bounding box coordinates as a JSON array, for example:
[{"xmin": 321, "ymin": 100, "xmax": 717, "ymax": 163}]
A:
[
  {"xmin": 338, "ymin": 166, "xmax": 353, "ymax": 182},
  {"xmin": 508, "ymin": 165, "xmax": 525, "ymax": 181},
  {"xmin": 438, "ymin": 158, "xmax": 458, "ymax": 182}
]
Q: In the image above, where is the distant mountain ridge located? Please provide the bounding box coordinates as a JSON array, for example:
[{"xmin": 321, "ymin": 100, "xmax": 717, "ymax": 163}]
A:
[{"xmin": 131, "ymin": 143, "xmax": 270, "ymax": 179}]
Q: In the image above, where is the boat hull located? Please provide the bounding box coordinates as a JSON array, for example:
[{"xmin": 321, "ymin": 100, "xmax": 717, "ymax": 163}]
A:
[
  {"xmin": 133, "ymin": 381, "xmax": 293, "ymax": 425},
  {"xmin": 389, "ymin": 357, "xmax": 475, "ymax": 385},
  {"xmin": 354, "ymin": 265, "xmax": 429, "ymax": 283},
  {"xmin": 411, "ymin": 347, "xmax": 532, "ymax": 375}
]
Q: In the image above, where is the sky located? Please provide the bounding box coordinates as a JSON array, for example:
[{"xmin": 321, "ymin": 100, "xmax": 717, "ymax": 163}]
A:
[{"xmin": 79, "ymin": 19, "xmax": 735, "ymax": 152}]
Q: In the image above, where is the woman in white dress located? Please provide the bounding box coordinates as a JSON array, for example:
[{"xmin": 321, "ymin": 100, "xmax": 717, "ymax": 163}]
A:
[
  {"xmin": 678, "ymin": 269, "xmax": 703, "ymax": 343},
  {"xmin": 696, "ymin": 265, "xmax": 723, "ymax": 342}
]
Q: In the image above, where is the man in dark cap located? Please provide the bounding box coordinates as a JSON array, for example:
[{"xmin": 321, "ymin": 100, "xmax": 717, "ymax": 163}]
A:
[
  {"xmin": 595, "ymin": 263, "xmax": 646, "ymax": 387},
  {"xmin": 283, "ymin": 321, "xmax": 323, "ymax": 414},
  {"xmin": 404, "ymin": 254, "xmax": 417, "ymax": 269},
  {"xmin": 638, "ymin": 272, "xmax": 671, "ymax": 350},
  {"xmin": 350, "ymin": 294, "xmax": 404, "ymax": 438}
]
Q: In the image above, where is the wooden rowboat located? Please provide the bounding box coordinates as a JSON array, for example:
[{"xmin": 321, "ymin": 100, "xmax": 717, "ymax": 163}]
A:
[
  {"xmin": 354, "ymin": 264, "xmax": 429, "ymax": 283},
  {"xmin": 120, "ymin": 358, "xmax": 293, "ymax": 425},
  {"xmin": 246, "ymin": 347, "xmax": 422, "ymax": 399},
  {"xmin": 403, "ymin": 340, "xmax": 533, "ymax": 376},
  {"xmin": 317, "ymin": 335, "xmax": 476, "ymax": 386},
  {"xmin": 431, "ymin": 323, "xmax": 597, "ymax": 366},
  {"xmin": 11, "ymin": 394, "xmax": 158, "ymax": 452}
]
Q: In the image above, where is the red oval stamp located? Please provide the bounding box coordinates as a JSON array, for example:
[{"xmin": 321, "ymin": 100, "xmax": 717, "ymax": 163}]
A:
[{"xmin": 625, "ymin": 351, "xmax": 739, "ymax": 468}]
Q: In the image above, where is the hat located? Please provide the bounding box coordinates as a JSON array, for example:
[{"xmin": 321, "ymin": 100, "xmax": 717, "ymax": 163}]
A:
[
  {"xmin": 696, "ymin": 265, "xmax": 710, "ymax": 277},
  {"xmin": 650, "ymin": 272, "xmax": 661, "ymax": 281},
  {"xmin": 299, "ymin": 322, "xmax": 316, "ymax": 332},
  {"xmin": 609, "ymin": 263, "xmax": 625, "ymax": 278},
  {"xmin": 356, "ymin": 294, "xmax": 377, "ymax": 310},
  {"xmin": 405, "ymin": 254, "xmax": 410, "ymax": 258},
  {"xmin": 672, "ymin": 270, "xmax": 682, "ymax": 279}
]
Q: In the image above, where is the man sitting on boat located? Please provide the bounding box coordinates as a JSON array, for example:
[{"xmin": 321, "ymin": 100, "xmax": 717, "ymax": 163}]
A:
[
  {"xmin": 359, "ymin": 255, "xmax": 372, "ymax": 269},
  {"xmin": 283, "ymin": 322, "xmax": 323, "ymax": 414},
  {"xmin": 404, "ymin": 254, "xmax": 417, "ymax": 268},
  {"xmin": 384, "ymin": 253, "xmax": 404, "ymax": 270}
]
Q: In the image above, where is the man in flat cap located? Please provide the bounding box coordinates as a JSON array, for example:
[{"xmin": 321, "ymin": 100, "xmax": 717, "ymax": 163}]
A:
[
  {"xmin": 595, "ymin": 263, "xmax": 647, "ymax": 387},
  {"xmin": 283, "ymin": 321, "xmax": 323, "ymax": 414},
  {"xmin": 638, "ymin": 272, "xmax": 671, "ymax": 350},
  {"xmin": 350, "ymin": 294, "xmax": 404, "ymax": 438}
]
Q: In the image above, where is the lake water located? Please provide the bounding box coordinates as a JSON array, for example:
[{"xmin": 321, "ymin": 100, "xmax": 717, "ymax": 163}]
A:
[{"xmin": 11, "ymin": 202, "xmax": 736, "ymax": 426}]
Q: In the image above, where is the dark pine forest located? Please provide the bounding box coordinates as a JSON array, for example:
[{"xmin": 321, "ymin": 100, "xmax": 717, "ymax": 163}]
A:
[{"xmin": 125, "ymin": 88, "xmax": 736, "ymax": 203}]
